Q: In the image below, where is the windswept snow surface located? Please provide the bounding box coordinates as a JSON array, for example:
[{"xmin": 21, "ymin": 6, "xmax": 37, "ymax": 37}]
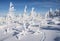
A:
[{"xmin": 0, "ymin": 2, "xmax": 60, "ymax": 41}]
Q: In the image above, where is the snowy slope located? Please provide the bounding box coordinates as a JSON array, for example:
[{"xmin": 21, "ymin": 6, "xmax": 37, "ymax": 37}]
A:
[{"xmin": 0, "ymin": 2, "xmax": 60, "ymax": 41}]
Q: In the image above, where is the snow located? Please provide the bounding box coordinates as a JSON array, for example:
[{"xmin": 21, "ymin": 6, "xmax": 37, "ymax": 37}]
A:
[{"xmin": 0, "ymin": 2, "xmax": 60, "ymax": 41}]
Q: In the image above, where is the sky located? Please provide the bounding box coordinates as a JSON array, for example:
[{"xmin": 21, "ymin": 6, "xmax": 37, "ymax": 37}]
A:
[{"xmin": 0, "ymin": 0, "xmax": 60, "ymax": 16}]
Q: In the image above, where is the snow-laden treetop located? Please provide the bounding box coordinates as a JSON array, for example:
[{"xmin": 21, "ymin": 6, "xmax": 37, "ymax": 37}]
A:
[{"xmin": 0, "ymin": 2, "xmax": 60, "ymax": 26}]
